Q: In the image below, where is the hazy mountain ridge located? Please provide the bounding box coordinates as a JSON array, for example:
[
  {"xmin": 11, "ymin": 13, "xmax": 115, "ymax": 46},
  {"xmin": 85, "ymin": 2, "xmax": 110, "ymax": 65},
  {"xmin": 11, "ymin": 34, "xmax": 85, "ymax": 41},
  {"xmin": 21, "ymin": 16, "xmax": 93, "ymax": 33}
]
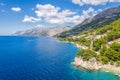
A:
[
  {"xmin": 13, "ymin": 26, "xmax": 71, "ymax": 37},
  {"xmin": 58, "ymin": 6, "xmax": 120, "ymax": 38}
]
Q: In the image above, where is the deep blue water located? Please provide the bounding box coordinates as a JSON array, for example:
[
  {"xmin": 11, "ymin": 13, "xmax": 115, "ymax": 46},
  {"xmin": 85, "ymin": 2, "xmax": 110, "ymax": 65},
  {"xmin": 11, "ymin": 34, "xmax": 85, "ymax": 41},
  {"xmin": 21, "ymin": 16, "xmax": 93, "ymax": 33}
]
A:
[{"xmin": 0, "ymin": 36, "xmax": 120, "ymax": 80}]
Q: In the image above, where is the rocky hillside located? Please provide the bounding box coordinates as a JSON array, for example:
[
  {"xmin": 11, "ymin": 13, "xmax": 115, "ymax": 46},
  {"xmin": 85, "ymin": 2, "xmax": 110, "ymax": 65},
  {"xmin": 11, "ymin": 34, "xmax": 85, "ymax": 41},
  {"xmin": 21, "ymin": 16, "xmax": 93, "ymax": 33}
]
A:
[
  {"xmin": 60, "ymin": 18, "xmax": 120, "ymax": 68},
  {"xmin": 13, "ymin": 26, "xmax": 71, "ymax": 37},
  {"xmin": 58, "ymin": 6, "xmax": 120, "ymax": 38}
]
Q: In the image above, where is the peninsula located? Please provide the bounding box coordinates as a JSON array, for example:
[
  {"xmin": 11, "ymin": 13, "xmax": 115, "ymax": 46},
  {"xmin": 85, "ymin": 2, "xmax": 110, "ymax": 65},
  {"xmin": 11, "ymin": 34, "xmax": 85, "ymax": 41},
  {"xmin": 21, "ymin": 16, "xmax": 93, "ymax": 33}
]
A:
[{"xmin": 58, "ymin": 6, "xmax": 120, "ymax": 76}]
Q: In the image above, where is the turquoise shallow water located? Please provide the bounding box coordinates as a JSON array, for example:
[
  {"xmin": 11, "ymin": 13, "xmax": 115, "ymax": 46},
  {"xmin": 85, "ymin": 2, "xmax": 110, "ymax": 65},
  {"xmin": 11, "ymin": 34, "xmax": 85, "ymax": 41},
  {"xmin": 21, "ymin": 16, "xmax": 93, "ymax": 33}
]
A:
[{"xmin": 0, "ymin": 36, "xmax": 120, "ymax": 80}]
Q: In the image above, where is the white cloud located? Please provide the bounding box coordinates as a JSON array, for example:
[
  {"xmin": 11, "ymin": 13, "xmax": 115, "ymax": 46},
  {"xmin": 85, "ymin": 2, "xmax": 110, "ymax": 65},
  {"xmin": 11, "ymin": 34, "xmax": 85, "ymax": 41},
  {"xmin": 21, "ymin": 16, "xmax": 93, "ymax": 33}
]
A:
[
  {"xmin": 109, "ymin": 0, "xmax": 120, "ymax": 2},
  {"xmin": 82, "ymin": 7, "xmax": 94, "ymax": 18},
  {"xmin": 72, "ymin": 0, "xmax": 108, "ymax": 6},
  {"xmin": 72, "ymin": 0, "xmax": 83, "ymax": 6},
  {"xmin": 23, "ymin": 4, "xmax": 79, "ymax": 24},
  {"xmin": 35, "ymin": 24, "xmax": 45, "ymax": 28},
  {"xmin": 34, "ymin": 4, "xmax": 81, "ymax": 24},
  {"xmin": 82, "ymin": 0, "xmax": 108, "ymax": 5},
  {"xmin": 72, "ymin": 0, "xmax": 120, "ymax": 6},
  {"xmin": 11, "ymin": 7, "xmax": 21, "ymax": 12},
  {"xmin": 22, "ymin": 15, "xmax": 41, "ymax": 23},
  {"xmin": 22, "ymin": 4, "xmax": 99, "ymax": 25},
  {"xmin": 97, "ymin": 9, "xmax": 103, "ymax": 12},
  {"xmin": 35, "ymin": 4, "xmax": 60, "ymax": 17}
]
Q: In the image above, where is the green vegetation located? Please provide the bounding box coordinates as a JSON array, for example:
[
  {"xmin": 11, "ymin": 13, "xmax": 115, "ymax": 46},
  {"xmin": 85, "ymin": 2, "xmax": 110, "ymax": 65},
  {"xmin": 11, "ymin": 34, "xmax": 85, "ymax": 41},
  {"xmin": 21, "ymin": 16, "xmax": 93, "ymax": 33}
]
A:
[
  {"xmin": 76, "ymin": 37, "xmax": 91, "ymax": 46},
  {"xmin": 107, "ymin": 19, "xmax": 120, "ymax": 41},
  {"xmin": 93, "ymin": 37, "xmax": 107, "ymax": 51},
  {"xmin": 100, "ymin": 42, "xmax": 120, "ymax": 64},
  {"xmin": 76, "ymin": 49, "xmax": 99, "ymax": 61},
  {"xmin": 60, "ymin": 36, "xmax": 91, "ymax": 47},
  {"xmin": 96, "ymin": 25, "xmax": 112, "ymax": 35},
  {"xmin": 60, "ymin": 18, "xmax": 120, "ymax": 65}
]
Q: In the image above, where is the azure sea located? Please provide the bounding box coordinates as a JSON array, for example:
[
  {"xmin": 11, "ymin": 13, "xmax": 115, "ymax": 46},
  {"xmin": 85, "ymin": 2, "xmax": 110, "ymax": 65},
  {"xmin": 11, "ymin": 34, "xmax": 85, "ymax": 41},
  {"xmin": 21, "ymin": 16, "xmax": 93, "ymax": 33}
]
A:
[{"xmin": 0, "ymin": 36, "xmax": 120, "ymax": 80}]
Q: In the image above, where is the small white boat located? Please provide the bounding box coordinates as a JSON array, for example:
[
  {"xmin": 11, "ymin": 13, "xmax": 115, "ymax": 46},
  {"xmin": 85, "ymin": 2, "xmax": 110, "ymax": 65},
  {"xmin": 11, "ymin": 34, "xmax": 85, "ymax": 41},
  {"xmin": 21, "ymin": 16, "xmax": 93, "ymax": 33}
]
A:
[{"xmin": 115, "ymin": 74, "xmax": 118, "ymax": 76}]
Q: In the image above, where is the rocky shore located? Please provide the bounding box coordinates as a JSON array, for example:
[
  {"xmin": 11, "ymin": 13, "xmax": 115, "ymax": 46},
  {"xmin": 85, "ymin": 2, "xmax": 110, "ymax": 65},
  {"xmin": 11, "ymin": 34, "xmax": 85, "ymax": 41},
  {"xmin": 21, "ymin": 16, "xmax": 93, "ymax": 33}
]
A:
[
  {"xmin": 60, "ymin": 40, "xmax": 120, "ymax": 76},
  {"xmin": 72, "ymin": 57, "xmax": 102, "ymax": 70},
  {"xmin": 72, "ymin": 57, "xmax": 120, "ymax": 76}
]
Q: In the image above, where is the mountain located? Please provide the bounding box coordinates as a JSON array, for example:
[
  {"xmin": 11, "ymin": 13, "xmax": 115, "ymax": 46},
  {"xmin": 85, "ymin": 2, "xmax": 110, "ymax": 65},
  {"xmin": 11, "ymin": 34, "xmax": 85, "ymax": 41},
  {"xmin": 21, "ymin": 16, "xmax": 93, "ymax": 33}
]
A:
[
  {"xmin": 47, "ymin": 26, "xmax": 71, "ymax": 37},
  {"xmin": 13, "ymin": 27, "xmax": 48, "ymax": 36},
  {"xmin": 13, "ymin": 26, "xmax": 71, "ymax": 37},
  {"xmin": 58, "ymin": 6, "xmax": 120, "ymax": 38},
  {"xmin": 60, "ymin": 18, "xmax": 120, "ymax": 73}
]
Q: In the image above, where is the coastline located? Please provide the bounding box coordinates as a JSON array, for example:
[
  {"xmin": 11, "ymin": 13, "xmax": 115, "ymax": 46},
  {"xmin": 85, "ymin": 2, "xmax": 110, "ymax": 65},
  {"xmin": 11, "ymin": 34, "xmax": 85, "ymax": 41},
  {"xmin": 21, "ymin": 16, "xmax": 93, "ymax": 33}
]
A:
[
  {"xmin": 102, "ymin": 65, "xmax": 120, "ymax": 76},
  {"xmin": 72, "ymin": 57, "xmax": 120, "ymax": 76},
  {"xmin": 61, "ymin": 40, "xmax": 120, "ymax": 76}
]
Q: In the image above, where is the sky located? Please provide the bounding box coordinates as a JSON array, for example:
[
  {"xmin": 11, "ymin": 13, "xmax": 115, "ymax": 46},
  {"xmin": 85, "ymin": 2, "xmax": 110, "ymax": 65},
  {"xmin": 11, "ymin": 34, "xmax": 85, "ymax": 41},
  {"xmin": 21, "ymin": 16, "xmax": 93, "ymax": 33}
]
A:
[{"xmin": 0, "ymin": 0, "xmax": 120, "ymax": 35}]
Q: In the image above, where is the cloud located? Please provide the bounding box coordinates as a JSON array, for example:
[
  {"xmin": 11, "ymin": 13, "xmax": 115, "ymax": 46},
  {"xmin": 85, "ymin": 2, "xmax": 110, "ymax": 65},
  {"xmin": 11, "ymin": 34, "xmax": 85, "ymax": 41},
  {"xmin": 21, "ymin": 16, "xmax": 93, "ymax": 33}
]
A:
[
  {"xmin": 23, "ymin": 4, "xmax": 80, "ymax": 24},
  {"xmin": 82, "ymin": 7, "xmax": 94, "ymax": 17},
  {"xmin": 97, "ymin": 9, "xmax": 103, "ymax": 12},
  {"xmin": 22, "ymin": 15, "xmax": 41, "ymax": 23},
  {"xmin": 83, "ymin": 0, "xmax": 108, "ymax": 5},
  {"xmin": 109, "ymin": 0, "xmax": 120, "ymax": 2},
  {"xmin": 72, "ymin": 0, "xmax": 83, "ymax": 6},
  {"xmin": 34, "ymin": 4, "xmax": 82, "ymax": 24},
  {"xmin": 35, "ymin": 24, "xmax": 45, "ymax": 27},
  {"xmin": 22, "ymin": 4, "xmax": 99, "ymax": 25},
  {"xmin": 72, "ymin": 0, "xmax": 108, "ymax": 6},
  {"xmin": 72, "ymin": 0, "xmax": 120, "ymax": 6},
  {"xmin": 35, "ymin": 4, "xmax": 61, "ymax": 17},
  {"xmin": 11, "ymin": 7, "xmax": 21, "ymax": 12}
]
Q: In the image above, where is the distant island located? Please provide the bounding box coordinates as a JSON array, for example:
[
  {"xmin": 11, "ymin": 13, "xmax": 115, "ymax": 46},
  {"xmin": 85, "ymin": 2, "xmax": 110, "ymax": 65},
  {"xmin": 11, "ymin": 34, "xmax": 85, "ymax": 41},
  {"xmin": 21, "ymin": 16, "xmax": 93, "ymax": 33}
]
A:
[{"xmin": 59, "ymin": 6, "xmax": 120, "ymax": 76}]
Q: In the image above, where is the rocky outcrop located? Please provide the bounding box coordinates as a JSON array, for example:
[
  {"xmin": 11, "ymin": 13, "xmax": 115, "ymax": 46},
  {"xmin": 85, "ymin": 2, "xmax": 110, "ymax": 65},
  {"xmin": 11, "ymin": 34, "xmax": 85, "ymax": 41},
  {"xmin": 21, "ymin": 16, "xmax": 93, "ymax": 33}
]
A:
[
  {"xmin": 72, "ymin": 57, "xmax": 120, "ymax": 75},
  {"xmin": 72, "ymin": 57, "xmax": 102, "ymax": 70}
]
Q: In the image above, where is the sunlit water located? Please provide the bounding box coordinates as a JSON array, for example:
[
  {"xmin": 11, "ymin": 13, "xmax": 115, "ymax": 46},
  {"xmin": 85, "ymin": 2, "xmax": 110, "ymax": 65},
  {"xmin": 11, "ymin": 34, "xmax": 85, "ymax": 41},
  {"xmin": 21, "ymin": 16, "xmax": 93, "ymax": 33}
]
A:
[{"xmin": 0, "ymin": 36, "xmax": 120, "ymax": 80}]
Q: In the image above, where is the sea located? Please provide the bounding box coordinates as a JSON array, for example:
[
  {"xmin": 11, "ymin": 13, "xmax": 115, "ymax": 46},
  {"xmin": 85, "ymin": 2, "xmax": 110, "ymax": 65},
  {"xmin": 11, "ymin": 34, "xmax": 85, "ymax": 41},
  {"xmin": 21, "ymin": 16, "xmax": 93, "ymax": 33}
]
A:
[{"xmin": 0, "ymin": 36, "xmax": 120, "ymax": 80}]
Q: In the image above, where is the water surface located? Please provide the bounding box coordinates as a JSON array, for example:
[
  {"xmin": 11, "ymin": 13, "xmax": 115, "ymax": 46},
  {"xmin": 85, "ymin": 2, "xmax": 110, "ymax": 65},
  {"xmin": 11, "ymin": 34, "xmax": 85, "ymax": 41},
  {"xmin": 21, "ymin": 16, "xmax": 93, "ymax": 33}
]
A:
[{"xmin": 0, "ymin": 36, "xmax": 119, "ymax": 80}]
